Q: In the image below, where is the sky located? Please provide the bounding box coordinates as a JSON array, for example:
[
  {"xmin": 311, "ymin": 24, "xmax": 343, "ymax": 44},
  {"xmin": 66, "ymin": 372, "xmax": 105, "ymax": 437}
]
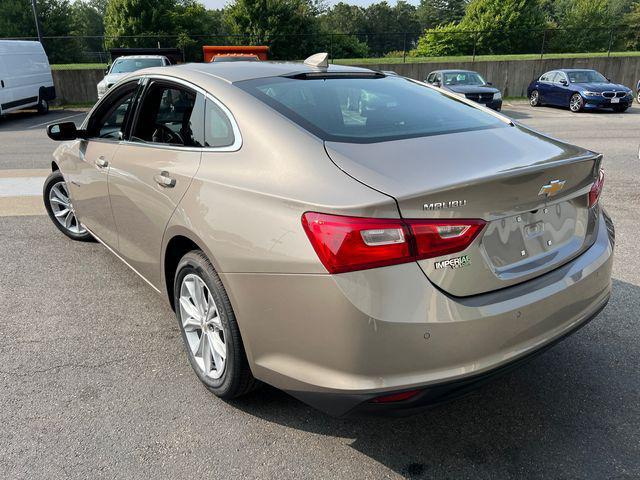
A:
[{"xmin": 201, "ymin": 0, "xmax": 419, "ymax": 9}]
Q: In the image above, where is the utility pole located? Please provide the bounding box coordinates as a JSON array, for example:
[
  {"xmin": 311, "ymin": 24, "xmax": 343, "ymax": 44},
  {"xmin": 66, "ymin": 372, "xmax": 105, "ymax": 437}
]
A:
[{"xmin": 31, "ymin": 0, "xmax": 43, "ymax": 43}]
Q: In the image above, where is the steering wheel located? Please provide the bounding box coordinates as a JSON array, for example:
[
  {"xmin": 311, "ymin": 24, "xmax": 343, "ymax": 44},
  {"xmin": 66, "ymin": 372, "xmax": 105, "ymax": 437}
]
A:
[{"xmin": 151, "ymin": 124, "xmax": 183, "ymax": 145}]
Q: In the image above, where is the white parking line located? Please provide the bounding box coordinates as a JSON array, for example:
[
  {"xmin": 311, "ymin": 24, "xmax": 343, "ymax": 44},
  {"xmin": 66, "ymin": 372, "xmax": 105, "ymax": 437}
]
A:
[
  {"xmin": 0, "ymin": 176, "xmax": 45, "ymax": 197},
  {"xmin": 27, "ymin": 112, "xmax": 86, "ymax": 129}
]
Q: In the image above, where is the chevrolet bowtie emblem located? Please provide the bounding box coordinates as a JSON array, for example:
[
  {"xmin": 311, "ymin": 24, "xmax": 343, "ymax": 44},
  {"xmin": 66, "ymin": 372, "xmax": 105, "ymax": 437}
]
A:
[{"xmin": 538, "ymin": 179, "xmax": 566, "ymax": 197}]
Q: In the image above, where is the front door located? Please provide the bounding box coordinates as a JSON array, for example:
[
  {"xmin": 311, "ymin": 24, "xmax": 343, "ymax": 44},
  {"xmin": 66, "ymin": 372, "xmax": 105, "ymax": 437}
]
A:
[
  {"xmin": 108, "ymin": 79, "xmax": 204, "ymax": 287},
  {"xmin": 65, "ymin": 81, "xmax": 139, "ymax": 248}
]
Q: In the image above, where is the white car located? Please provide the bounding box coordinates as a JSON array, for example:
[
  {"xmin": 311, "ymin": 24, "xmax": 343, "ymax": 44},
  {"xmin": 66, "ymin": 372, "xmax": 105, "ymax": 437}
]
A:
[
  {"xmin": 97, "ymin": 55, "xmax": 170, "ymax": 99},
  {"xmin": 0, "ymin": 40, "xmax": 55, "ymax": 116}
]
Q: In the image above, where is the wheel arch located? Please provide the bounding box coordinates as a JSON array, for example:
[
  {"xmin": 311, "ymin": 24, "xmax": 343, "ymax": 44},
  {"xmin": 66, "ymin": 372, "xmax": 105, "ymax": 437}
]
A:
[
  {"xmin": 162, "ymin": 228, "xmax": 224, "ymax": 312},
  {"xmin": 51, "ymin": 161, "xmax": 59, "ymax": 171}
]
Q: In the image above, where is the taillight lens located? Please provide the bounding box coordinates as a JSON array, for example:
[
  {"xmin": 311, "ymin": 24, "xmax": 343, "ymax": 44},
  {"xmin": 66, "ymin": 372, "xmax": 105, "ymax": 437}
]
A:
[
  {"xmin": 301, "ymin": 212, "xmax": 485, "ymax": 274},
  {"xmin": 588, "ymin": 169, "xmax": 605, "ymax": 208},
  {"xmin": 371, "ymin": 389, "xmax": 421, "ymax": 403},
  {"xmin": 410, "ymin": 220, "xmax": 486, "ymax": 260}
]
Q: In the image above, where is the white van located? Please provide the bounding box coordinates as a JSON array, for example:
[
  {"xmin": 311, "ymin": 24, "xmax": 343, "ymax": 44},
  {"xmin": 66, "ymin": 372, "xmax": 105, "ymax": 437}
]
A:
[{"xmin": 0, "ymin": 40, "xmax": 55, "ymax": 116}]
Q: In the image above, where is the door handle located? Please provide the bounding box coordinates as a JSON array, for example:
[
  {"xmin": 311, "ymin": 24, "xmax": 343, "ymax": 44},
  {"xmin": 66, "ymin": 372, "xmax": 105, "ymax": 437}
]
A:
[
  {"xmin": 95, "ymin": 156, "xmax": 109, "ymax": 168},
  {"xmin": 154, "ymin": 171, "xmax": 176, "ymax": 188}
]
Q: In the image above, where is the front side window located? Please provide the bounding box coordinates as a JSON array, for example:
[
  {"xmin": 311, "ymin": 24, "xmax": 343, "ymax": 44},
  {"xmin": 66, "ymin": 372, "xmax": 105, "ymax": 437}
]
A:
[
  {"xmin": 237, "ymin": 75, "xmax": 505, "ymax": 144},
  {"xmin": 131, "ymin": 82, "xmax": 205, "ymax": 147},
  {"xmin": 567, "ymin": 70, "xmax": 607, "ymax": 83},
  {"xmin": 87, "ymin": 82, "xmax": 138, "ymax": 139}
]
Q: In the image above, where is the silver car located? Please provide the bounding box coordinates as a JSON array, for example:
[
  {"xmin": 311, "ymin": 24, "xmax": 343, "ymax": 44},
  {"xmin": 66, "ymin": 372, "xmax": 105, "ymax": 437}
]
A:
[{"xmin": 43, "ymin": 56, "xmax": 613, "ymax": 416}]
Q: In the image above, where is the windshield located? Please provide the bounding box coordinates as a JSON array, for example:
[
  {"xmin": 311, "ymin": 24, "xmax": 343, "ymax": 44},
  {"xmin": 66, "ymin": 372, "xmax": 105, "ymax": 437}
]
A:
[
  {"xmin": 237, "ymin": 75, "xmax": 505, "ymax": 143},
  {"xmin": 443, "ymin": 72, "xmax": 486, "ymax": 86},
  {"xmin": 567, "ymin": 70, "xmax": 607, "ymax": 83},
  {"xmin": 111, "ymin": 58, "xmax": 163, "ymax": 74}
]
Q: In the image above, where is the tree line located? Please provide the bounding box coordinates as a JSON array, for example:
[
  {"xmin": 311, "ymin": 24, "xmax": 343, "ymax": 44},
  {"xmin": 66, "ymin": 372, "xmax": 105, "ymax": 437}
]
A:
[{"xmin": 1, "ymin": 0, "xmax": 640, "ymax": 63}]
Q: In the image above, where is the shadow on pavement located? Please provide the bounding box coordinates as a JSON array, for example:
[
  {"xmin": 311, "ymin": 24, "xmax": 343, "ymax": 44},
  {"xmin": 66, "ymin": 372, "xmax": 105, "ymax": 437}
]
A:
[{"xmin": 229, "ymin": 278, "xmax": 640, "ymax": 478}]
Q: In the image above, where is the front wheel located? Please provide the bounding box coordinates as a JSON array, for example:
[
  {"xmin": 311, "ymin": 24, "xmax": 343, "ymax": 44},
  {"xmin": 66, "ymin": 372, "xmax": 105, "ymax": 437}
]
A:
[
  {"xmin": 43, "ymin": 171, "xmax": 93, "ymax": 241},
  {"xmin": 569, "ymin": 93, "xmax": 584, "ymax": 112},
  {"xmin": 529, "ymin": 90, "xmax": 541, "ymax": 107},
  {"xmin": 174, "ymin": 250, "xmax": 258, "ymax": 399},
  {"xmin": 636, "ymin": 91, "xmax": 640, "ymax": 104}
]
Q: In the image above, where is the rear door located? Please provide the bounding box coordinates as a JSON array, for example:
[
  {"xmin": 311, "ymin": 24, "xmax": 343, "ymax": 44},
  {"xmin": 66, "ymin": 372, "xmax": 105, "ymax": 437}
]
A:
[
  {"xmin": 107, "ymin": 78, "xmax": 204, "ymax": 287},
  {"xmin": 537, "ymin": 71, "xmax": 555, "ymax": 104}
]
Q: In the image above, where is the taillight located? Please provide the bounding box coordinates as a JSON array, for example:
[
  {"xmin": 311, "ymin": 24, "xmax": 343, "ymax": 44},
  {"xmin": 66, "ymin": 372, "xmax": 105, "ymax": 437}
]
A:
[
  {"xmin": 410, "ymin": 220, "xmax": 485, "ymax": 260},
  {"xmin": 301, "ymin": 212, "xmax": 485, "ymax": 274},
  {"xmin": 588, "ymin": 169, "xmax": 604, "ymax": 208}
]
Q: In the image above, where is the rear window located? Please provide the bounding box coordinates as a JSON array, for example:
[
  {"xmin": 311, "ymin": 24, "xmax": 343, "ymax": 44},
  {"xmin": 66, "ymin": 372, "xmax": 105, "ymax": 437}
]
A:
[{"xmin": 237, "ymin": 75, "xmax": 505, "ymax": 143}]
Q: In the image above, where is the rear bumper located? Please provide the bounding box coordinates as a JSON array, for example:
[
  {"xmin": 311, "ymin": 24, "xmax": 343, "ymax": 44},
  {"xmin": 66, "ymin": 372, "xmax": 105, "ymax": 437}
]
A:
[{"xmin": 222, "ymin": 209, "xmax": 614, "ymax": 416}]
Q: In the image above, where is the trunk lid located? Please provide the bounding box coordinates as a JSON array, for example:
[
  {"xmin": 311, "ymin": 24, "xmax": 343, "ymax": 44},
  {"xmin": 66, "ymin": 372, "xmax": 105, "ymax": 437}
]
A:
[{"xmin": 325, "ymin": 124, "xmax": 601, "ymax": 296}]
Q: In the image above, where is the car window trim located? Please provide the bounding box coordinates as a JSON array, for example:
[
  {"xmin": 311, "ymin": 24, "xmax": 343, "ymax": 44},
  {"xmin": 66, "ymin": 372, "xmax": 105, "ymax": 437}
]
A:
[
  {"xmin": 81, "ymin": 74, "xmax": 242, "ymax": 152},
  {"xmin": 127, "ymin": 78, "xmax": 206, "ymax": 148},
  {"xmin": 83, "ymin": 79, "xmax": 141, "ymax": 143},
  {"xmin": 129, "ymin": 74, "xmax": 242, "ymax": 153}
]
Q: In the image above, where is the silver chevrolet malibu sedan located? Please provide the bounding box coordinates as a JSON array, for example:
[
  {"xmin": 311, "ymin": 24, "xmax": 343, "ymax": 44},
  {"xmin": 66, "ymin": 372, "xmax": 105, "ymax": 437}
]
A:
[{"xmin": 43, "ymin": 55, "xmax": 613, "ymax": 416}]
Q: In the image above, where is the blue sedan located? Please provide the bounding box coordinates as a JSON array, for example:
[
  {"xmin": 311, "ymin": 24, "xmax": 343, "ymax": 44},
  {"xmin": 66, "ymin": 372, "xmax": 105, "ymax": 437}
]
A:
[{"xmin": 527, "ymin": 69, "xmax": 633, "ymax": 112}]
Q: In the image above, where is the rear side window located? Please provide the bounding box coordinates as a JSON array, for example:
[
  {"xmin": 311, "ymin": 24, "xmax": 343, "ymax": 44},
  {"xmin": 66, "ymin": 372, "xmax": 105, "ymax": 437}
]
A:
[
  {"xmin": 131, "ymin": 82, "xmax": 205, "ymax": 147},
  {"xmin": 237, "ymin": 75, "xmax": 505, "ymax": 143},
  {"xmin": 205, "ymin": 99, "xmax": 235, "ymax": 147}
]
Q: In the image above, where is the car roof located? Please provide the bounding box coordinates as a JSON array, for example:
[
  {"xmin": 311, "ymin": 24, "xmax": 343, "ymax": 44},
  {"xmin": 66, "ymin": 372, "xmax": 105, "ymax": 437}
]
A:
[
  {"xmin": 431, "ymin": 69, "xmax": 479, "ymax": 74},
  {"xmin": 114, "ymin": 55, "xmax": 167, "ymax": 60},
  {"xmin": 141, "ymin": 61, "xmax": 380, "ymax": 84}
]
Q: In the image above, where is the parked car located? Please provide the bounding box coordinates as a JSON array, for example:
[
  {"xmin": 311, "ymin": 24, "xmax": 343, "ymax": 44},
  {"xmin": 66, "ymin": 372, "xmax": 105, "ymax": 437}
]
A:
[
  {"xmin": 0, "ymin": 40, "xmax": 55, "ymax": 116},
  {"xmin": 425, "ymin": 69, "xmax": 502, "ymax": 110},
  {"xmin": 528, "ymin": 69, "xmax": 633, "ymax": 113},
  {"xmin": 97, "ymin": 55, "xmax": 170, "ymax": 99},
  {"xmin": 44, "ymin": 56, "xmax": 613, "ymax": 416},
  {"xmin": 636, "ymin": 79, "xmax": 640, "ymax": 104}
]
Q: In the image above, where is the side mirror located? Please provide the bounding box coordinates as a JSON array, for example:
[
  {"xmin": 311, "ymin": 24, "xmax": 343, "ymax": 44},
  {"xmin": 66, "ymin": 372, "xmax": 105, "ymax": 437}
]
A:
[
  {"xmin": 433, "ymin": 81, "xmax": 441, "ymax": 87},
  {"xmin": 486, "ymin": 81, "xmax": 493, "ymax": 86},
  {"xmin": 560, "ymin": 79, "xmax": 568, "ymax": 86},
  {"xmin": 47, "ymin": 122, "xmax": 86, "ymax": 141}
]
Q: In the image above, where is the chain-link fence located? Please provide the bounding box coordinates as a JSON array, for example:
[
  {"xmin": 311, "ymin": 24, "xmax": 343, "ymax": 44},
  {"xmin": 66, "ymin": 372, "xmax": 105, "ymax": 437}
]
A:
[{"xmin": 4, "ymin": 26, "xmax": 640, "ymax": 68}]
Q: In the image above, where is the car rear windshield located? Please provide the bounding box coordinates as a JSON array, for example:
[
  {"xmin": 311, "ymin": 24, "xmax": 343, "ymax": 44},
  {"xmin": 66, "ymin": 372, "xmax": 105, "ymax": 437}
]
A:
[{"xmin": 236, "ymin": 75, "xmax": 506, "ymax": 143}]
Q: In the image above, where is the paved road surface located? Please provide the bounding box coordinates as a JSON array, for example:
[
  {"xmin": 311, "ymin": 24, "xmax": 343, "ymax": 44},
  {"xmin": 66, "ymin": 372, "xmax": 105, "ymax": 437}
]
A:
[{"xmin": 1, "ymin": 104, "xmax": 638, "ymax": 479}]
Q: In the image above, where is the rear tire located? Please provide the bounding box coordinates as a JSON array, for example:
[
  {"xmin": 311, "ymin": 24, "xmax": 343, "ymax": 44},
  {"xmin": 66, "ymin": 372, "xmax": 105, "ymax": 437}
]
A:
[
  {"xmin": 43, "ymin": 171, "xmax": 93, "ymax": 241},
  {"xmin": 529, "ymin": 90, "xmax": 541, "ymax": 107},
  {"xmin": 569, "ymin": 93, "xmax": 584, "ymax": 112},
  {"xmin": 37, "ymin": 97, "xmax": 49, "ymax": 115},
  {"xmin": 174, "ymin": 250, "xmax": 258, "ymax": 399}
]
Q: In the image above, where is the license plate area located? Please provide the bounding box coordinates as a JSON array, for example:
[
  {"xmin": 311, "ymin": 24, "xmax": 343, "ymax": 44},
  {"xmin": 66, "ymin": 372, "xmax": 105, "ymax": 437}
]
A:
[
  {"xmin": 481, "ymin": 200, "xmax": 588, "ymax": 279},
  {"xmin": 611, "ymin": 97, "xmax": 620, "ymax": 103}
]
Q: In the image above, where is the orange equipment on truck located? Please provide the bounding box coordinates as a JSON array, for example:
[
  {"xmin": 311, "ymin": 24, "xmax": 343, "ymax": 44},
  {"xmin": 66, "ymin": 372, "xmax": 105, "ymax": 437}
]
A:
[{"xmin": 202, "ymin": 46, "xmax": 269, "ymax": 62}]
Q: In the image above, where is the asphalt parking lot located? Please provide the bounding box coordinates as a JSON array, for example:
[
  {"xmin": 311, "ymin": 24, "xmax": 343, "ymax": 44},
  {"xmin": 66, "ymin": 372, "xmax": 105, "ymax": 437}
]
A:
[{"xmin": 1, "ymin": 102, "xmax": 639, "ymax": 479}]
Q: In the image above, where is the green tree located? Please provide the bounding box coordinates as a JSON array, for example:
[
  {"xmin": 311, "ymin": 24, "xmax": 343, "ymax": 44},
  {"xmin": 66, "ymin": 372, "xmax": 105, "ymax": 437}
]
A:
[
  {"xmin": 550, "ymin": 0, "xmax": 612, "ymax": 52},
  {"xmin": 364, "ymin": 1, "xmax": 421, "ymax": 56},
  {"xmin": 104, "ymin": 0, "xmax": 177, "ymax": 49},
  {"xmin": 70, "ymin": 0, "xmax": 107, "ymax": 62},
  {"xmin": 414, "ymin": 0, "xmax": 547, "ymax": 56},
  {"xmin": 416, "ymin": 0, "xmax": 468, "ymax": 29},
  {"xmin": 0, "ymin": 0, "xmax": 35, "ymax": 38},
  {"xmin": 317, "ymin": 3, "xmax": 369, "ymax": 59},
  {"xmin": 223, "ymin": 0, "xmax": 319, "ymax": 59}
]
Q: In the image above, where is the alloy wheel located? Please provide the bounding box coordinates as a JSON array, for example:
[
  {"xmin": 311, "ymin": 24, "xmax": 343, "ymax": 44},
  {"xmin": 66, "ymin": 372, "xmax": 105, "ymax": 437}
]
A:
[
  {"xmin": 530, "ymin": 90, "xmax": 539, "ymax": 106},
  {"xmin": 569, "ymin": 94, "xmax": 583, "ymax": 112},
  {"xmin": 48, "ymin": 181, "xmax": 86, "ymax": 235},
  {"xmin": 179, "ymin": 273, "xmax": 227, "ymax": 379}
]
